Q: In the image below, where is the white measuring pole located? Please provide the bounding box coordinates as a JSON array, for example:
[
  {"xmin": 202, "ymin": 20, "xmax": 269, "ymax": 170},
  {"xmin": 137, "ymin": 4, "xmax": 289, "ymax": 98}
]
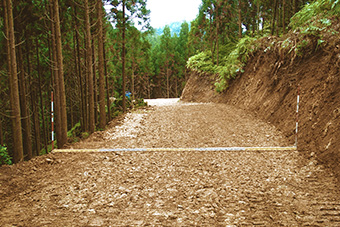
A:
[
  {"xmin": 51, "ymin": 91, "xmax": 54, "ymax": 151},
  {"xmin": 295, "ymin": 85, "xmax": 300, "ymax": 148}
]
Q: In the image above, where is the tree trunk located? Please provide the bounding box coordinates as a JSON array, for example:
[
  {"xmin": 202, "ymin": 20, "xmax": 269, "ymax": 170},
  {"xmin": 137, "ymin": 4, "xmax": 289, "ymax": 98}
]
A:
[
  {"xmin": 293, "ymin": 0, "xmax": 297, "ymax": 13},
  {"xmin": 50, "ymin": 0, "xmax": 60, "ymax": 149},
  {"xmin": 122, "ymin": 0, "xmax": 127, "ymax": 112},
  {"xmin": 85, "ymin": 0, "xmax": 95, "ymax": 132},
  {"xmin": 104, "ymin": 37, "xmax": 111, "ymax": 122},
  {"xmin": 5, "ymin": 0, "xmax": 24, "ymax": 163},
  {"xmin": 0, "ymin": 118, "xmax": 3, "ymax": 146},
  {"xmin": 28, "ymin": 39, "xmax": 42, "ymax": 156},
  {"xmin": 53, "ymin": 0, "xmax": 68, "ymax": 147},
  {"xmin": 216, "ymin": 2, "xmax": 220, "ymax": 66},
  {"xmin": 74, "ymin": 5, "xmax": 85, "ymax": 131},
  {"xmin": 18, "ymin": 46, "xmax": 33, "ymax": 160},
  {"xmin": 166, "ymin": 68, "xmax": 170, "ymax": 98},
  {"xmin": 276, "ymin": 1, "xmax": 280, "ymax": 36},
  {"xmin": 97, "ymin": 0, "xmax": 106, "ymax": 129},
  {"xmin": 31, "ymin": 83, "xmax": 41, "ymax": 156},
  {"xmin": 271, "ymin": 0, "xmax": 278, "ymax": 35},
  {"xmin": 131, "ymin": 58, "xmax": 135, "ymax": 101},
  {"xmin": 282, "ymin": 0, "xmax": 286, "ymax": 34},
  {"xmin": 92, "ymin": 40, "xmax": 98, "ymax": 126},
  {"xmin": 238, "ymin": 0, "xmax": 242, "ymax": 38}
]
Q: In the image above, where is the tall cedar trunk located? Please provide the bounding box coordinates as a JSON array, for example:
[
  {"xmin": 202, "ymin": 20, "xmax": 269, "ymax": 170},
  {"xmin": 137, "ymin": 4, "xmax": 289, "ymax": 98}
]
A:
[
  {"xmin": 122, "ymin": 0, "xmax": 127, "ymax": 112},
  {"xmin": 28, "ymin": 39, "xmax": 40, "ymax": 156},
  {"xmin": 166, "ymin": 68, "xmax": 169, "ymax": 98},
  {"xmin": 104, "ymin": 37, "xmax": 111, "ymax": 122},
  {"xmin": 50, "ymin": 1, "xmax": 60, "ymax": 149},
  {"xmin": 252, "ymin": 2, "xmax": 256, "ymax": 36},
  {"xmin": 132, "ymin": 59, "xmax": 135, "ymax": 101},
  {"xmin": 92, "ymin": 40, "xmax": 98, "ymax": 126},
  {"xmin": 257, "ymin": 2, "xmax": 260, "ymax": 35},
  {"xmin": 18, "ymin": 46, "xmax": 33, "ymax": 160},
  {"xmin": 97, "ymin": 0, "xmax": 106, "ymax": 129},
  {"xmin": 35, "ymin": 39, "xmax": 48, "ymax": 153},
  {"xmin": 271, "ymin": 0, "xmax": 278, "ymax": 35},
  {"xmin": 5, "ymin": 0, "xmax": 24, "ymax": 163},
  {"xmin": 53, "ymin": 0, "xmax": 68, "ymax": 147},
  {"xmin": 84, "ymin": 34, "xmax": 89, "ymax": 131},
  {"xmin": 0, "ymin": 118, "xmax": 3, "ymax": 145},
  {"xmin": 216, "ymin": 2, "xmax": 219, "ymax": 66},
  {"xmin": 276, "ymin": 1, "xmax": 280, "ymax": 36},
  {"xmin": 74, "ymin": 6, "xmax": 85, "ymax": 131},
  {"xmin": 31, "ymin": 83, "xmax": 41, "ymax": 156},
  {"xmin": 85, "ymin": 0, "xmax": 95, "ymax": 132},
  {"xmin": 238, "ymin": 0, "xmax": 242, "ymax": 38},
  {"xmin": 282, "ymin": 0, "xmax": 286, "ymax": 34}
]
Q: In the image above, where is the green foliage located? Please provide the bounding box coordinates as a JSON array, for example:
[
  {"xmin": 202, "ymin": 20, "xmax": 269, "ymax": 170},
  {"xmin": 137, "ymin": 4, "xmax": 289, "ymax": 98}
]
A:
[
  {"xmin": 215, "ymin": 37, "xmax": 258, "ymax": 92},
  {"xmin": 0, "ymin": 145, "xmax": 12, "ymax": 165},
  {"xmin": 290, "ymin": 0, "xmax": 340, "ymax": 30},
  {"xmin": 67, "ymin": 122, "xmax": 82, "ymax": 143},
  {"xmin": 187, "ymin": 51, "xmax": 215, "ymax": 73},
  {"xmin": 188, "ymin": 36, "xmax": 258, "ymax": 92}
]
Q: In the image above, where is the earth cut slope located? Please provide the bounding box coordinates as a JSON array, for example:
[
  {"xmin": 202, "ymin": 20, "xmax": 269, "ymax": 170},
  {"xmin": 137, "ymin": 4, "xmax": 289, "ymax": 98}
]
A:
[{"xmin": 181, "ymin": 37, "xmax": 340, "ymax": 184}]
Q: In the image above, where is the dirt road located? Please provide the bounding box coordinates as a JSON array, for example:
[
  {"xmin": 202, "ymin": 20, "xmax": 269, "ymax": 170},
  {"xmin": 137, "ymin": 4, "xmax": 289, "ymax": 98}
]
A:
[{"xmin": 1, "ymin": 100, "xmax": 339, "ymax": 226}]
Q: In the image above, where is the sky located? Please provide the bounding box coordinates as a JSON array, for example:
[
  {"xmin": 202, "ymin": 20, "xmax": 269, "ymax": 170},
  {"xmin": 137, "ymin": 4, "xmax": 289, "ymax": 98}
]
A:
[{"xmin": 147, "ymin": 0, "xmax": 202, "ymax": 28}]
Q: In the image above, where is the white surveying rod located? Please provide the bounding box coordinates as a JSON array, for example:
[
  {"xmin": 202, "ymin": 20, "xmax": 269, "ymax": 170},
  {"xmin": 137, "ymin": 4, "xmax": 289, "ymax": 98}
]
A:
[{"xmin": 295, "ymin": 85, "xmax": 300, "ymax": 148}]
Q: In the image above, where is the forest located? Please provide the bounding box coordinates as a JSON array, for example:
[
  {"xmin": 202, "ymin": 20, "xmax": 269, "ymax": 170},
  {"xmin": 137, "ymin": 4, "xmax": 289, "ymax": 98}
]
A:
[{"xmin": 0, "ymin": 0, "xmax": 335, "ymax": 164}]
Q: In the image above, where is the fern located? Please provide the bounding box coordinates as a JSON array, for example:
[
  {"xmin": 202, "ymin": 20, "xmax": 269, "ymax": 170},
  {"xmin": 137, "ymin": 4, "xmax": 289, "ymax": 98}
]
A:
[
  {"xmin": 187, "ymin": 51, "xmax": 215, "ymax": 74},
  {"xmin": 290, "ymin": 0, "xmax": 340, "ymax": 31},
  {"xmin": 187, "ymin": 36, "xmax": 258, "ymax": 92}
]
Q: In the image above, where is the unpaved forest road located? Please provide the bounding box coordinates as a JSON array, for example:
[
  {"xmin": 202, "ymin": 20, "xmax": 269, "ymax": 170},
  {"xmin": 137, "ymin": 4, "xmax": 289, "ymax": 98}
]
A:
[{"xmin": 1, "ymin": 100, "xmax": 340, "ymax": 226}]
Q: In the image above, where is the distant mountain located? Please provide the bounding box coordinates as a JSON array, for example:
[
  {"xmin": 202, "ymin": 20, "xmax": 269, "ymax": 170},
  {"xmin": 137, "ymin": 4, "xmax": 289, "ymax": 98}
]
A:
[{"xmin": 155, "ymin": 21, "xmax": 190, "ymax": 36}]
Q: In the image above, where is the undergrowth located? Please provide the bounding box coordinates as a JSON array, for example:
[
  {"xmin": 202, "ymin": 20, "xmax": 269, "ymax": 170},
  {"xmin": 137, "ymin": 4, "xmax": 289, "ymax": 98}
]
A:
[
  {"xmin": 187, "ymin": 36, "xmax": 258, "ymax": 92},
  {"xmin": 0, "ymin": 145, "xmax": 12, "ymax": 165}
]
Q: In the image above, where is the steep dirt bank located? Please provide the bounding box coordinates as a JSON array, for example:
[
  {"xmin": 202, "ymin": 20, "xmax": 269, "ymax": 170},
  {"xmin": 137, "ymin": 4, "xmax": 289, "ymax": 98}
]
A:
[{"xmin": 181, "ymin": 42, "xmax": 340, "ymax": 183}]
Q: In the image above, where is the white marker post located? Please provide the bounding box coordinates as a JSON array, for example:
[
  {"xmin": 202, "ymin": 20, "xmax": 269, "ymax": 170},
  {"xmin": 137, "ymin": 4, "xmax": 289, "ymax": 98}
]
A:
[
  {"xmin": 51, "ymin": 91, "xmax": 54, "ymax": 151},
  {"xmin": 295, "ymin": 85, "xmax": 300, "ymax": 148}
]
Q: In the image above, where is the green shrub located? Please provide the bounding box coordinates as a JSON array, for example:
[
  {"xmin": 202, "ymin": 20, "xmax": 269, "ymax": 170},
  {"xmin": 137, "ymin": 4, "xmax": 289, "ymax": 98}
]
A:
[
  {"xmin": 0, "ymin": 145, "xmax": 12, "ymax": 165},
  {"xmin": 187, "ymin": 51, "xmax": 215, "ymax": 74}
]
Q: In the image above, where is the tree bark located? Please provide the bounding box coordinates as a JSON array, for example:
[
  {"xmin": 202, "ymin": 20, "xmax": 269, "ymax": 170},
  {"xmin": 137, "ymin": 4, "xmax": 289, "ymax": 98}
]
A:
[
  {"xmin": 92, "ymin": 40, "xmax": 98, "ymax": 126},
  {"xmin": 216, "ymin": 1, "xmax": 220, "ymax": 66},
  {"xmin": 104, "ymin": 36, "xmax": 111, "ymax": 122},
  {"xmin": 4, "ymin": 0, "xmax": 24, "ymax": 163},
  {"xmin": 18, "ymin": 45, "xmax": 33, "ymax": 160},
  {"xmin": 122, "ymin": 0, "xmax": 127, "ymax": 112},
  {"xmin": 50, "ymin": 0, "xmax": 61, "ymax": 149},
  {"xmin": 74, "ymin": 5, "xmax": 85, "ymax": 131},
  {"xmin": 282, "ymin": 0, "xmax": 286, "ymax": 34},
  {"xmin": 53, "ymin": 0, "xmax": 68, "ymax": 147},
  {"xmin": 0, "ymin": 118, "xmax": 3, "ymax": 146},
  {"xmin": 97, "ymin": 0, "xmax": 106, "ymax": 129},
  {"xmin": 238, "ymin": 0, "xmax": 242, "ymax": 38},
  {"xmin": 85, "ymin": 0, "xmax": 95, "ymax": 132},
  {"xmin": 271, "ymin": 0, "xmax": 278, "ymax": 35},
  {"xmin": 28, "ymin": 39, "xmax": 41, "ymax": 156}
]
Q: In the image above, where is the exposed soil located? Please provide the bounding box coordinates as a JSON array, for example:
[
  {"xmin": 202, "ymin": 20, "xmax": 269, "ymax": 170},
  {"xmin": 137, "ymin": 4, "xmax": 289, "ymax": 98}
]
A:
[
  {"xmin": 181, "ymin": 36, "xmax": 340, "ymax": 184},
  {"xmin": 1, "ymin": 100, "xmax": 340, "ymax": 226}
]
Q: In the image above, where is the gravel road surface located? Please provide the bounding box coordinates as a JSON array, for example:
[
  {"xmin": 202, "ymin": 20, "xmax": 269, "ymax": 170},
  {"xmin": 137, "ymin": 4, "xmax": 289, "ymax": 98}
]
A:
[{"xmin": 0, "ymin": 100, "xmax": 339, "ymax": 226}]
